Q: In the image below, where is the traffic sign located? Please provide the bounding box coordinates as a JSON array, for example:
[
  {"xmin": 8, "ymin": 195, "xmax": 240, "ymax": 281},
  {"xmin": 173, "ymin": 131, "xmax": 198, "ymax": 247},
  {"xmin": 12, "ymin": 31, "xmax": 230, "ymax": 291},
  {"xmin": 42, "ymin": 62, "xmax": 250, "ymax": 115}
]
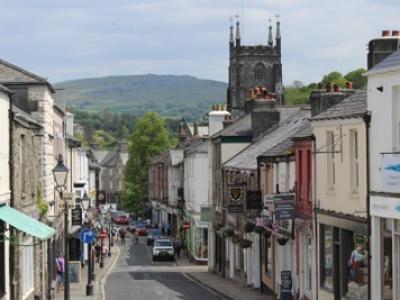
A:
[
  {"xmin": 98, "ymin": 230, "xmax": 107, "ymax": 240},
  {"xmin": 80, "ymin": 228, "xmax": 95, "ymax": 243},
  {"xmin": 182, "ymin": 222, "xmax": 190, "ymax": 230}
]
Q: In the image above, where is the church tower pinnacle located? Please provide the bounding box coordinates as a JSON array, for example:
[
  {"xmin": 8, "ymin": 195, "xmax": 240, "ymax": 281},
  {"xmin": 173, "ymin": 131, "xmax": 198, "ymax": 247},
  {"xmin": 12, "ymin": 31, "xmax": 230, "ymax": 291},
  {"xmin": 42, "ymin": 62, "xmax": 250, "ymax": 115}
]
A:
[
  {"xmin": 235, "ymin": 16, "xmax": 241, "ymax": 47},
  {"xmin": 268, "ymin": 18, "xmax": 273, "ymax": 47}
]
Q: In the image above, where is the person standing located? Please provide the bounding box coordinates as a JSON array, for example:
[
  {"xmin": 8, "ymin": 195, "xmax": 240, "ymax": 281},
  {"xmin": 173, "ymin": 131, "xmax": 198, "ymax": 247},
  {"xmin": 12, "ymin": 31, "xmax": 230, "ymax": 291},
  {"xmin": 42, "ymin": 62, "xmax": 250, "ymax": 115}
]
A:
[
  {"xmin": 174, "ymin": 237, "xmax": 182, "ymax": 258},
  {"xmin": 95, "ymin": 242, "xmax": 101, "ymax": 263},
  {"xmin": 55, "ymin": 255, "xmax": 65, "ymax": 292},
  {"xmin": 119, "ymin": 228, "xmax": 126, "ymax": 244}
]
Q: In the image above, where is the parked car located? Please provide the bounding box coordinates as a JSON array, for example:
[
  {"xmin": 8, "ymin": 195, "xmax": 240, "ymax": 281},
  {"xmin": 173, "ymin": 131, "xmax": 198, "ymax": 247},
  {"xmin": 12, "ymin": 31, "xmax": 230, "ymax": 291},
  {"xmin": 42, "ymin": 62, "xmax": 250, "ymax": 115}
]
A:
[
  {"xmin": 112, "ymin": 212, "xmax": 129, "ymax": 225},
  {"xmin": 128, "ymin": 220, "xmax": 145, "ymax": 233},
  {"xmin": 152, "ymin": 239, "xmax": 175, "ymax": 261},
  {"xmin": 135, "ymin": 223, "xmax": 148, "ymax": 236},
  {"xmin": 147, "ymin": 229, "xmax": 162, "ymax": 245}
]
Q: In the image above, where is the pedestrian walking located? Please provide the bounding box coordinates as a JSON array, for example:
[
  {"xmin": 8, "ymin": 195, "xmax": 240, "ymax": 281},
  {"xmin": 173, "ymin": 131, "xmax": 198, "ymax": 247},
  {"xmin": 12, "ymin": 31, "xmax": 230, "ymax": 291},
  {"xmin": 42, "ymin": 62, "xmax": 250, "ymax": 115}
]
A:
[
  {"xmin": 134, "ymin": 231, "xmax": 139, "ymax": 244},
  {"xmin": 174, "ymin": 238, "xmax": 182, "ymax": 258},
  {"xmin": 95, "ymin": 242, "xmax": 101, "ymax": 263},
  {"xmin": 55, "ymin": 255, "xmax": 65, "ymax": 292},
  {"xmin": 119, "ymin": 228, "xmax": 126, "ymax": 244}
]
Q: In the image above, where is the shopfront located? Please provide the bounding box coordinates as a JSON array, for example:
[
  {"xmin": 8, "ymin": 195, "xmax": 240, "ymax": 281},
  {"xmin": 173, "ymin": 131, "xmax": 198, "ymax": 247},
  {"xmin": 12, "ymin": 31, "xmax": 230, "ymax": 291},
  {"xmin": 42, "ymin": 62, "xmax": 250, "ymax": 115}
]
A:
[
  {"xmin": 191, "ymin": 215, "xmax": 208, "ymax": 262},
  {"xmin": 370, "ymin": 195, "xmax": 400, "ymax": 300},
  {"xmin": 317, "ymin": 211, "xmax": 368, "ymax": 300}
]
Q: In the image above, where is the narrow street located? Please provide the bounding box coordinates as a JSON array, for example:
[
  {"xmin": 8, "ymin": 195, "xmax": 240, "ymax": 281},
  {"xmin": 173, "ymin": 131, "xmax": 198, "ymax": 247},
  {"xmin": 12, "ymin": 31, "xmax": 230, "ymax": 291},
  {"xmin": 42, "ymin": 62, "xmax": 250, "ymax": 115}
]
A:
[{"xmin": 104, "ymin": 233, "xmax": 223, "ymax": 300}]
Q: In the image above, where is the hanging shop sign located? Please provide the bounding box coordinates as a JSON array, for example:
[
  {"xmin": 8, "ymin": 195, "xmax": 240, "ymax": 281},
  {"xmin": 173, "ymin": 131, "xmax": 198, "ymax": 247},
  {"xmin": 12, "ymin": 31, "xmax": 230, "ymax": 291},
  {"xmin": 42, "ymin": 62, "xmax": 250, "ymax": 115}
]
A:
[
  {"xmin": 228, "ymin": 185, "xmax": 244, "ymax": 203},
  {"xmin": 96, "ymin": 190, "xmax": 106, "ymax": 204},
  {"xmin": 227, "ymin": 204, "xmax": 243, "ymax": 213},
  {"xmin": 274, "ymin": 194, "xmax": 295, "ymax": 221},
  {"xmin": 280, "ymin": 271, "xmax": 293, "ymax": 300},
  {"xmin": 247, "ymin": 191, "xmax": 262, "ymax": 209},
  {"xmin": 71, "ymin": 207, "xmax": 82, "ymax": 226}
]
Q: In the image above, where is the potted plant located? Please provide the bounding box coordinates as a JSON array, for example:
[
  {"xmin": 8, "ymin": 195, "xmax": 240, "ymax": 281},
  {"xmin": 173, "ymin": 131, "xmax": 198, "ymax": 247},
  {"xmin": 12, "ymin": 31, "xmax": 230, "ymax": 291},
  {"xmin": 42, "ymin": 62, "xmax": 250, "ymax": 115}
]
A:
[
  {"xmin": 239, "ymin": 239, "xmax": 253, "ymax": 249},
  {"xmin": 224, "ymin": 228, "xmax": 234, "ymax": 238},
  {"xmin": 244, "ymin": 222, "xmax": 255, "ymax": 233},
  {"xmin": 254, "ymin": 226, "xmax": 266, "ymax": 235},
  {"xmin": 232, "ymin": 234, "xmax": 241, "ymax": 244}
]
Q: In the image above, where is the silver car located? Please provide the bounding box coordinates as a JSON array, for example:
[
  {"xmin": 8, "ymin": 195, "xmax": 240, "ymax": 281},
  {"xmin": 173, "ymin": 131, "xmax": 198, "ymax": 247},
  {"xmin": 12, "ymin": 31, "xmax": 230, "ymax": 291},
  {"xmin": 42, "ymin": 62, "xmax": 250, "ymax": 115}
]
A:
[{"xmin": 152, "ymin": 239, "xmax": 175, "ymax": 261}]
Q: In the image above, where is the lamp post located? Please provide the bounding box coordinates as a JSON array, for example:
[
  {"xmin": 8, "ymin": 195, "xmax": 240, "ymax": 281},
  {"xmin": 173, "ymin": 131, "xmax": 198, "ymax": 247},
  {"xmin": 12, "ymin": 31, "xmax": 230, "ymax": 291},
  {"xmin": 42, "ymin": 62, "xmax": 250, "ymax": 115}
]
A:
[
  {"xmin": 52, "ymin": 155, "xmax": 69, "ymax": 300},
  {"xmin": 107, "ymin": 209, "xmax": 112, "ymax": 257},
  {"xmin": 81, "ymin": 193, "xmax": 93, "ymax": 296}
]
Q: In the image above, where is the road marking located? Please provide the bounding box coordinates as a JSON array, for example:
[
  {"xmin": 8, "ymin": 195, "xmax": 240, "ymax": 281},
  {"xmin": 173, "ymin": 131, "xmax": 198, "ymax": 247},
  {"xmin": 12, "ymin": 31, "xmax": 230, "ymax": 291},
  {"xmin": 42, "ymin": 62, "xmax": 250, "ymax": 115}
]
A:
[{"xmin": 101, "ymin": 245, "xmax": 121, "ymax": 300}]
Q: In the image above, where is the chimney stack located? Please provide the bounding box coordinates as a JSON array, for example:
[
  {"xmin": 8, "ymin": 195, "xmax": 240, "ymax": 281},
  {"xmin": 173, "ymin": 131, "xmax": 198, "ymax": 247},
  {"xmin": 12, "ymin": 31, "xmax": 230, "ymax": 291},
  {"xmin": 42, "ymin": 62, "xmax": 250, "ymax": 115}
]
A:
[
  {"xmin": 368, "ymin": 30, "xmax": 400, "ymax": 69},
  {"xmin": 209, "ymin": 104, "xmax": 230, "ymax": 136},
  {"xmin": 310, "ymin": 89, "xmax": 355, "ymax": 117}
]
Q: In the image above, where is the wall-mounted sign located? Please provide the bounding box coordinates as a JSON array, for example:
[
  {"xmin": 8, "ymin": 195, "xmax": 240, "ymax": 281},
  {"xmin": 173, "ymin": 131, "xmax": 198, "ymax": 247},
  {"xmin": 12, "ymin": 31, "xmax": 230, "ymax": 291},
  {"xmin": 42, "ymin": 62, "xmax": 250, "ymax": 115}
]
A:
[
  {"xmin": 274, "ymin": 195, "xmax": 295, "ymax": 220},
  {"xmin": 280, "ymin": 271, "xmax": 293, "ymax": 300},
  {"xmin": 247, "ymin": 191, "xmax": 262, "ymax": 209},
  {"xmin": 370, "ymin": 196, "xmax": 400, "ymax": 219},
  {"xmin": 381, "ymin": 154, "xmax": 400, "ymax": 192},
  {"xmin": 229, "ymin": 185, "xmax": 244, "ymax": 203},
  {"xmin": 71, "ymin": 208, "xmax": 82, "ymax": 226},
  {"xmin": 227, "ymin": 204, "xmax": 243, "ymax": 213}
]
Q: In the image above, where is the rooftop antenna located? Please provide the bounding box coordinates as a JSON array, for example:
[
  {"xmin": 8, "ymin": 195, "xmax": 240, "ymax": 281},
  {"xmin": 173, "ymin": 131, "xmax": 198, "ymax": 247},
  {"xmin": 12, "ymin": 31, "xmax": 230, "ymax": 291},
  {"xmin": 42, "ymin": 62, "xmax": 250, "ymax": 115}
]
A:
[{"xmin": 241, "ymin": 0, "xmax": 245, "ymax": 41}]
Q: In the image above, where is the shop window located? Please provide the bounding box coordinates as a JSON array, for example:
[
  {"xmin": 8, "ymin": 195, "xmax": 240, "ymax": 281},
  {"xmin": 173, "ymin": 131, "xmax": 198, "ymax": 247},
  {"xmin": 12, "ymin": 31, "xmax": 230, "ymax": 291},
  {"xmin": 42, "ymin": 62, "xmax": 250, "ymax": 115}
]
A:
[
  {"xmin": 383, "ymin": 219, "xmax": 393, "ymax": 299},
  {"xmin": 320, "ymin": 225, "xmax": 333, "ymax": 290},
  {"xmin": 194, "ymin": 227, "xmax": 208, "ymax": 259},
  {"xmin": 264, "ymin": 235, "xmax": 272, "ymax": 276},
  {"xmin": 21, "ymin": 236, "xmax": 34, "ymax": 298}
]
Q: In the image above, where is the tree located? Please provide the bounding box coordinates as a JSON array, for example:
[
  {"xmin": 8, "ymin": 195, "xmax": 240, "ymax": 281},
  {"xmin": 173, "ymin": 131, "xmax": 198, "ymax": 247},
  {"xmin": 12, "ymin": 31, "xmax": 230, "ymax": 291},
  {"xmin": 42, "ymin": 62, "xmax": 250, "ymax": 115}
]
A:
[
  {"xmin": 321, "ymin": 71, "xmax": 347, "ymax": 87},
  {"xmin": 122, "ymin": 112, "xmax": 172, "ymax": 213},
  {"xmin": 344, "ymin": 68, "xmax": 367, "ymax": 89}
]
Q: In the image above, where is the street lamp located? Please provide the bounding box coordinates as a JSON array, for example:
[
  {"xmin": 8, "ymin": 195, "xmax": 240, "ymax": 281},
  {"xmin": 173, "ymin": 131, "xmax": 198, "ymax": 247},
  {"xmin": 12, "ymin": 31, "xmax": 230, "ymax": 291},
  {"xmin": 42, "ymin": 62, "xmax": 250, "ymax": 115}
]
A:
[
  {"xmin": 52, "ymin": 155, "xmax": 69, "ymax": 300},
  {"xmin": 81, "ymin": 192, "xmax": 93, "ymax": 296}
]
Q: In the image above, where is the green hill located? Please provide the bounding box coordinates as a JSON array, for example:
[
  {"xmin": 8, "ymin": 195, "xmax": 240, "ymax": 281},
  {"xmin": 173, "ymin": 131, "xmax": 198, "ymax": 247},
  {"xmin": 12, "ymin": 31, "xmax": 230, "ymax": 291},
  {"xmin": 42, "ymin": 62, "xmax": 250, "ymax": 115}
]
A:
[{"xmin": 55, "ymin": 74, "xmax": 228, "ymax": 121}]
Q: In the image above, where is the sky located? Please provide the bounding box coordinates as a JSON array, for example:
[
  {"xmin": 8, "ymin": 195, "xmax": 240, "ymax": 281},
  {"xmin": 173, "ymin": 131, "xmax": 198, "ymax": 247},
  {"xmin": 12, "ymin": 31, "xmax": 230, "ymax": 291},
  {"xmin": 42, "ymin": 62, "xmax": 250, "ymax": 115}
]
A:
[{"xmin": 0, "ymin": 0, "xmax": 399, "ymax": 85}]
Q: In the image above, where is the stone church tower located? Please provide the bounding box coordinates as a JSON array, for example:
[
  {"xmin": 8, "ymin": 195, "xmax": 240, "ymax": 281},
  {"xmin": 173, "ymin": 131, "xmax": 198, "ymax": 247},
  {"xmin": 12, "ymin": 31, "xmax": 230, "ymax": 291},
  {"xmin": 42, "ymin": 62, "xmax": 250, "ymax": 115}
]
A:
[{"xmin": 227, "ymin": 19, "xmax": 283, "ymax": 115}]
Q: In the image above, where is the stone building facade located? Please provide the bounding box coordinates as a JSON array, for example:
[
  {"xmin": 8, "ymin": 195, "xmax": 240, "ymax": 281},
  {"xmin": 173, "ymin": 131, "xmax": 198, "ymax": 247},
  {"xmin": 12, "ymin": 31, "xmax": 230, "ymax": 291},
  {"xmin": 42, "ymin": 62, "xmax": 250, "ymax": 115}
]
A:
[
  {"xmin": 227, "ymin": 20, "xmax": 283, "ymax": 114},
  {"xmin": 10, "ymin": 106, "xmax": 44, "ymax": 300}
]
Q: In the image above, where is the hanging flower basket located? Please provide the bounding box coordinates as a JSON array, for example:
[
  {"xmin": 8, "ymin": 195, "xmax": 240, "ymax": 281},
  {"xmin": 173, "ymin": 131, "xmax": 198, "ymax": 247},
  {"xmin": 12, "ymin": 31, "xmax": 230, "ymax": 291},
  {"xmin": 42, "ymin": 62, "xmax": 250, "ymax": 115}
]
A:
[
  {"xmin": 244, "ymin": 222, "xmax": 255, "ymax": 233},
  {"xmin": 224, "ymin": 228, "xmax": 234, "ymax": 237},
  {"xmin": 239, "ymin": 238, "xmax": 253, "ymax": 249},
  {"xmin": 254, "ymin": 226, "xmax": 266, "ymax": 235},
  {"xmin": 264, "ymin": 230, "xmax": 272, "ymax": 238},
  {"xmin": 277, "ymin": 237, "xmax": 289, "ymax": 246},
  {"xmin": 232, "ymin": 234, "xmax": 241, "ymax": 244}
]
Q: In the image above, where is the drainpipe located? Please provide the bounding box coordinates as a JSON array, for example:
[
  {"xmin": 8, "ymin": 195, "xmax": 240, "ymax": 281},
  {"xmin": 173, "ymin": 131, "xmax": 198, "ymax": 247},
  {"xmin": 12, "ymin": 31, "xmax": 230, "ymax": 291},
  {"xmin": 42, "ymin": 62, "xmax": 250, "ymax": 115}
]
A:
[
  {"xmin": 363, "ymin": 112, "xmax": 371, "ymax": 300},
  {"xmin": 312, "ymin": 136, "xmax": 319, "ymax": 300}
]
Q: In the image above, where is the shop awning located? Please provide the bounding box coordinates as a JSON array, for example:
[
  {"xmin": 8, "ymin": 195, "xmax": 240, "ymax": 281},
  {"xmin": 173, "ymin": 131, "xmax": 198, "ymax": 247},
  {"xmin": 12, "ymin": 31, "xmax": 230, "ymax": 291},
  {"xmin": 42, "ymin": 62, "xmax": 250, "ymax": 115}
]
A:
[{"xmin": 0, "ymin": 205, "xmax": 56, "ymax": 240}]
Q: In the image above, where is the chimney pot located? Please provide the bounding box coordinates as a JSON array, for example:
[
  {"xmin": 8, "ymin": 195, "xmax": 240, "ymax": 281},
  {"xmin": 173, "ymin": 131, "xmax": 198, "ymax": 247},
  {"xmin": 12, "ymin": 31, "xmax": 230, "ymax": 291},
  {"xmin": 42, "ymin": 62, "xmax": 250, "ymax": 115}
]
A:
[
  {"xmin": 318, "ymin": 82, "xmax": 323, "ymax": 90},
  {"xmin": 392, "ymin": 30, "xmax": 400, "ymax": 37},
  {"xmin": 333, "ymin": 84, "xmax": 340, "ymax": 92},
  {"xmin": 382, "ymin": 30, "xmax": 390, "ymax": 37},
  {"xmin": 345, "ymin": 81, "xmax": 353, "ymax": 89},
  {"xmin": 326, "ymin": 82, "xmax": 333, "ymax": 93}
]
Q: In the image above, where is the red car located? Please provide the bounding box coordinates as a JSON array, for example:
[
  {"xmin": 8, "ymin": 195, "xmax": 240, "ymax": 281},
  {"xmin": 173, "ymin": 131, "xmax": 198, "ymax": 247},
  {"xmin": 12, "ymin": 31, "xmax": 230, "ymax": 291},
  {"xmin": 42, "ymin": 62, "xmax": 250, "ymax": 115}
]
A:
[
  {"xmin": 113, "ymin": 214, "xmax": 129, "ymax": 225},
  {"xmin": 135, "ymin": 224, "xmax": 148, "ymax": 236}
]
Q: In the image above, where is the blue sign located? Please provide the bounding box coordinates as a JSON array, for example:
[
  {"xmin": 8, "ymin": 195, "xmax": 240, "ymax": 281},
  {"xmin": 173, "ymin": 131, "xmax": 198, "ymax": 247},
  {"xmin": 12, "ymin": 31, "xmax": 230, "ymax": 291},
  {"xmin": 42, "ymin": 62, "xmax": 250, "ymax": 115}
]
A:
[{"xmin": 80, "ymin": 228, "xmax": 95, "ymax": 243}]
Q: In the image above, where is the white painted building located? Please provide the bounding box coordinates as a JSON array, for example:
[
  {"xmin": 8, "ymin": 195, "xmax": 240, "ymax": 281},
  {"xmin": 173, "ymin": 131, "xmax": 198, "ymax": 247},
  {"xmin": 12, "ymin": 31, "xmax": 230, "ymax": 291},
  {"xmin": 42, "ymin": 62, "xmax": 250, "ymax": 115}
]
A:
[
  {"xmin": 0, "ymin": 85, "xmax": 11, "ymax": 299},
  {"xmin": 366, "ymin": 51, "xmax": 400, "ymax": 300},
  {"xmin": 184, "ymin": 139, "xmax": 209, "ymax": 263}
]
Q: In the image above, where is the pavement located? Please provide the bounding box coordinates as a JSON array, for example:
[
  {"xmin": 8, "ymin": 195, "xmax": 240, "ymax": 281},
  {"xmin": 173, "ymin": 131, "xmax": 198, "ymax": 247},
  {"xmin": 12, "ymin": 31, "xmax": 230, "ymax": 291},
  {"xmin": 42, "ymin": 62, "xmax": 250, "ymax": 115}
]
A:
[{"xmin": 54, "ymin": 238, "xmax": 120, "ymax": 300}]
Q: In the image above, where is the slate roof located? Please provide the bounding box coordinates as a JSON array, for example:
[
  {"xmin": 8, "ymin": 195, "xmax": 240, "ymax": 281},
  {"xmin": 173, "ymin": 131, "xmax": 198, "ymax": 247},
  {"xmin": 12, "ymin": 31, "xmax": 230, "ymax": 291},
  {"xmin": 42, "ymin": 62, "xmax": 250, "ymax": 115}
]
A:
[
  {"xmin": 211, "ymin": 114, "xmax": 252, "ymax": 139},
  {"xmin": 223, "ymin": 108, "xmax": 310, "ymax": 170},
  {"xmin": 365, "ymin": 50, "xmax": 400, "ymax": 75},
  {"xmin": 100, "ymin": 151, "xmax": 129, "ymax": 167},
  {"xmin": 12, "ymin": 105, "xmax": 42, "ymax": 128},
  {"xmin": 262, "ymin": 121, "xmax": 311, "ymax": 157},
  {"xmin": 0, "ymin": 59, "xmax": 55, "ymax": 92},
  {"xmin": 310, "ymin": 90, "xmax": 367, "ymax": 121},
  {"xmin": 92, "ymin": 150, "xmax": 109, "ymax": 164},
  {"xmin": 0, "ymin": 84, "xmax": 11, "ymax": 94},
  {"xmin": 185, "ymin": 138, "xmax": 208, "ymax": 155},
  {"xmin": 292, "ymin": 122, "xmax": 313, "ymax": 140}
]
